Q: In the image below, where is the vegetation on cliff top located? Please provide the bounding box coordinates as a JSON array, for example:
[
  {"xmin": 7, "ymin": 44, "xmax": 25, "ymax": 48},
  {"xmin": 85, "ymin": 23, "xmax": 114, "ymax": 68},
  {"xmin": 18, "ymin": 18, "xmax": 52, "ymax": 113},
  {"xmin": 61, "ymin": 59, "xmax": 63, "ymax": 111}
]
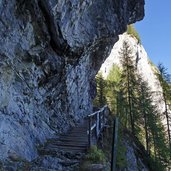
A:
[{"xmin": 127, "ymin": 25, "xmax": 141, "ymax": 43}]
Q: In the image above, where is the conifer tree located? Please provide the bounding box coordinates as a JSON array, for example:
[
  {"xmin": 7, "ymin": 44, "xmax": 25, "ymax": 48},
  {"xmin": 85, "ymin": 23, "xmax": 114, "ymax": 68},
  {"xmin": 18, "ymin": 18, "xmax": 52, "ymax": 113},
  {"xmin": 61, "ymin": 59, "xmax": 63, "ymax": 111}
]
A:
[
  {"xmin": 149, "ymin": 112, "xmax": 170, "ymax": 169},
  {"xmin": 137, "ymin": 77, "xmax": 170, "ymax": 169},
  {"xmin": 156, "ymin": 63, "xmax": 171, "ymax": 156},
  {"xmin": 136, "ymin": 78, "xmax": 151, "ymax": 155},
  {"xmin": 94, "ymin": 72, "xmax": 106, "ymax": 107},
  {"xmin": 119, "ymin": 40, "xmax": 138, "ymax": 134},
  {"xmin": 106, "ymin": 64, "xmax": 121, "ymax": 113}
]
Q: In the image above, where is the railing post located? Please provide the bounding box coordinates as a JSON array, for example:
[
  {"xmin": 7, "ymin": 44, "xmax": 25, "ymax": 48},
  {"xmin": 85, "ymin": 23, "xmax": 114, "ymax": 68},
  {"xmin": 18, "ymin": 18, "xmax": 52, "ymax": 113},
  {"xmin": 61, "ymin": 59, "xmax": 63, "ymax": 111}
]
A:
[
  {"xmin": 88, "ymin": 117, "xmax": 91, "ymax": 147},
  {"xmin": 111, "ymin": 117, "xmax": 119, "ymax": 171},
  {"xmin": 96, "ymin": 112, "xmax": 100, "ymax": 138},
  {"xmin": 103, "ymin": 109, "xmax": 105, "ymax": 127},
  {"xmin": 87, "ymin": 105, "xmax": 109, "ymax": 148},
  {"xmin": 99, "ymin": 112, "xmax": 102, "ymax": 131}
]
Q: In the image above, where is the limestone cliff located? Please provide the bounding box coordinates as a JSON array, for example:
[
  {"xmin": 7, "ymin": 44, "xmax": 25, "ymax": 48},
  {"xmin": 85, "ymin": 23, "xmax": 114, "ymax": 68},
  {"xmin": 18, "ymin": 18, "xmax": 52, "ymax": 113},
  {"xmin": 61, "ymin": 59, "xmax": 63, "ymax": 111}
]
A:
[{"xmin": 0, "ymin": 0, "xmax": 144, "ymax": 163}]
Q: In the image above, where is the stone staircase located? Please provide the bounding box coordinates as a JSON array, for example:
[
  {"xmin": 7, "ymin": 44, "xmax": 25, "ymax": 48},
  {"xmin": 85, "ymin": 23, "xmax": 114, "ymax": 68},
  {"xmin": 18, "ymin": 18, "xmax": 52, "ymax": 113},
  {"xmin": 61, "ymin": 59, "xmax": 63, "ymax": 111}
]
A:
[
  {"xmin": 35, "ymin": 106, "xmax": 109, "ymax": 170},
  {"xmin": 37, "ymin": 120, "xmax": 88, "ymax": 170}
]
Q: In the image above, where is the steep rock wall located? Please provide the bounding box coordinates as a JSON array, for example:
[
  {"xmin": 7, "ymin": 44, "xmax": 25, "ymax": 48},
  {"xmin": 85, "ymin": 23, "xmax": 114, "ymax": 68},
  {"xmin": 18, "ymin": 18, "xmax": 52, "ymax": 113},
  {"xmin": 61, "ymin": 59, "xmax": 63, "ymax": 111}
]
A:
[{"xmin": 0, "ymin": 0, "xmax": 144, "ymax": 161}]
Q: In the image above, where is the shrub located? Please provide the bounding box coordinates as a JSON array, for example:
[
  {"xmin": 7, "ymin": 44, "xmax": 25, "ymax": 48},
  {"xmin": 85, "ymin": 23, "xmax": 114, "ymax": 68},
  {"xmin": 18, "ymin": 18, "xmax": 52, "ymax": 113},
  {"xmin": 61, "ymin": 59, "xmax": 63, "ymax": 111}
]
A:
[
  {"xmin": 127, "ymin": 25, "xmax": 141, "ymax": 43},
  {"xmin": 85, "ymin": 145, "xmax": 106, "ymax": 164}
]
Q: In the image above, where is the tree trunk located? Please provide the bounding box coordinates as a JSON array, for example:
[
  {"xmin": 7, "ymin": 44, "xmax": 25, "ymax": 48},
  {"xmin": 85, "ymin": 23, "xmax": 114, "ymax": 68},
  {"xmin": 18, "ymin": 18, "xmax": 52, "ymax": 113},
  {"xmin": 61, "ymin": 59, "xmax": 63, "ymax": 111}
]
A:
[{"xmin": 163, "ymin": 93, "xmax": 171, "ymax": 157}]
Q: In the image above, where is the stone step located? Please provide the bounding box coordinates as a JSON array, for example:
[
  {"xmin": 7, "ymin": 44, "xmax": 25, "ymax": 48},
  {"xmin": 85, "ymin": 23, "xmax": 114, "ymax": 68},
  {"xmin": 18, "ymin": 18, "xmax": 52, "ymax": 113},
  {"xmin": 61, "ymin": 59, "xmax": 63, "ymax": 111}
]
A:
[
  {"xmin": 59, "ymin": 160, "xmax": 80, "ymax": 166},
  {"xmin": 46, "ymin": 144, "xmax": 87, "ymax": 150},
  {"xmin": 50, "ymin": 141, "xmax": 88, "ymax": 146},
  {"xmin": 47, "ymin": 143, "xmax": 88, "ymax": 149},
  {"xmin": 39, "ymin": 147, "xmax": 86, "ymax": 155},
  {"xmin": 58, "ymin": 135, "xmax": 88, "ymax": 139},
  {"xmin": 38, "ymin": 120, "xmax": 89, "ymax": 162},
  {"xmin": 69, "ymin": 131, "xmax": 87, "ymax": 134},
  {"xmin": 47, "ymin": 138, "xmax": 88, "ymax": 144}
]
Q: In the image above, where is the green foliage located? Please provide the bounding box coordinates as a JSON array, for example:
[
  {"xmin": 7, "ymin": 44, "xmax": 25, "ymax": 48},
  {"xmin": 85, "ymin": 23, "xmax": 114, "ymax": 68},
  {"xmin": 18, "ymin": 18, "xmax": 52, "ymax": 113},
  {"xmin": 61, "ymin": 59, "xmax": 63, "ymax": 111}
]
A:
[
  {"xmin": 127, "ymin": 25, "xmax": 141, "ymax": 43},
  {"xmin": 148, "ymin": 59, "xmax": 158, "ymax": 74},
  {"xmin": 116, "ymin": 128, "xmax": 127, "ymax": 168},
  {"xmin": 136, "ymin": 76, "xmax": 170, "ymax": 169},
  {"xmin": 157, "ymin": 63, "xmax": 171, "ymax": 101},
  {"xmin": 116, "ymin": 144, "xmax": 127, "ymax": 168},
  {"xmin": 107, "ymin": 64, "xmax": 121, "ymax": 83},
  {"xmin": 136, "ymin": 77, "xmax": 155, "ymax": 153},
  {"xmin": 148, "ymin": 108, "xmax": 170, "ymax": 168},
  {"xmin": 118, "ymin": 40, "xmax": 139, "ymax": 134},
  {"xmin": 106, "ymin": 65, "xmax": 121, "ymax": 113},
  {"xmin": 156, "ymin": 63, "xmax": 171, "ymax": 160},
  {"xmin": 85, "ymin": 145, "xmax": 106, "ymax": 164},
  {"xmin": 93, "ymin": 72, "xmax": 107, "ymax": 107}
]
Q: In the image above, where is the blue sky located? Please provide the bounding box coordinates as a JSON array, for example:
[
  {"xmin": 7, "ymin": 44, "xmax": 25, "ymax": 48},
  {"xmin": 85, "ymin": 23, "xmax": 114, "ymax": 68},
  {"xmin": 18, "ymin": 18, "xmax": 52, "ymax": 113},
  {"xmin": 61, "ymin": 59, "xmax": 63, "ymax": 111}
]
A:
[{"xmin": 135, "ymin": 0, "xmax": 171, "ymax": 73}]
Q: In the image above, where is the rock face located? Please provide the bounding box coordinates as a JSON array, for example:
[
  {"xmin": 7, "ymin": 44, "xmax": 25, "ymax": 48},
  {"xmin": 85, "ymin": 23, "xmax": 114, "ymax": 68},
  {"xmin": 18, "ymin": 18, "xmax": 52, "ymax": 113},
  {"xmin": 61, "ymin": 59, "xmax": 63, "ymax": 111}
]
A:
[
  {"xmin": 123, "ymin": 131, "xmax": 149, "ymax": 171},
  {"xmin": 0, "ymin": 0, "xmax": 144, "ymax": 162}
]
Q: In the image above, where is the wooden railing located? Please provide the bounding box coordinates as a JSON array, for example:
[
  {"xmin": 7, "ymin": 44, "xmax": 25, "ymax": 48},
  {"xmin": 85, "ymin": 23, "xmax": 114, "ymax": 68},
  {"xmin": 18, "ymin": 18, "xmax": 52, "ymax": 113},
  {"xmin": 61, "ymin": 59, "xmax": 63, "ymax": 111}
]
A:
[{"xmin": 87, "ymin": 105, "xmax": 109, "ymax": 147}]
